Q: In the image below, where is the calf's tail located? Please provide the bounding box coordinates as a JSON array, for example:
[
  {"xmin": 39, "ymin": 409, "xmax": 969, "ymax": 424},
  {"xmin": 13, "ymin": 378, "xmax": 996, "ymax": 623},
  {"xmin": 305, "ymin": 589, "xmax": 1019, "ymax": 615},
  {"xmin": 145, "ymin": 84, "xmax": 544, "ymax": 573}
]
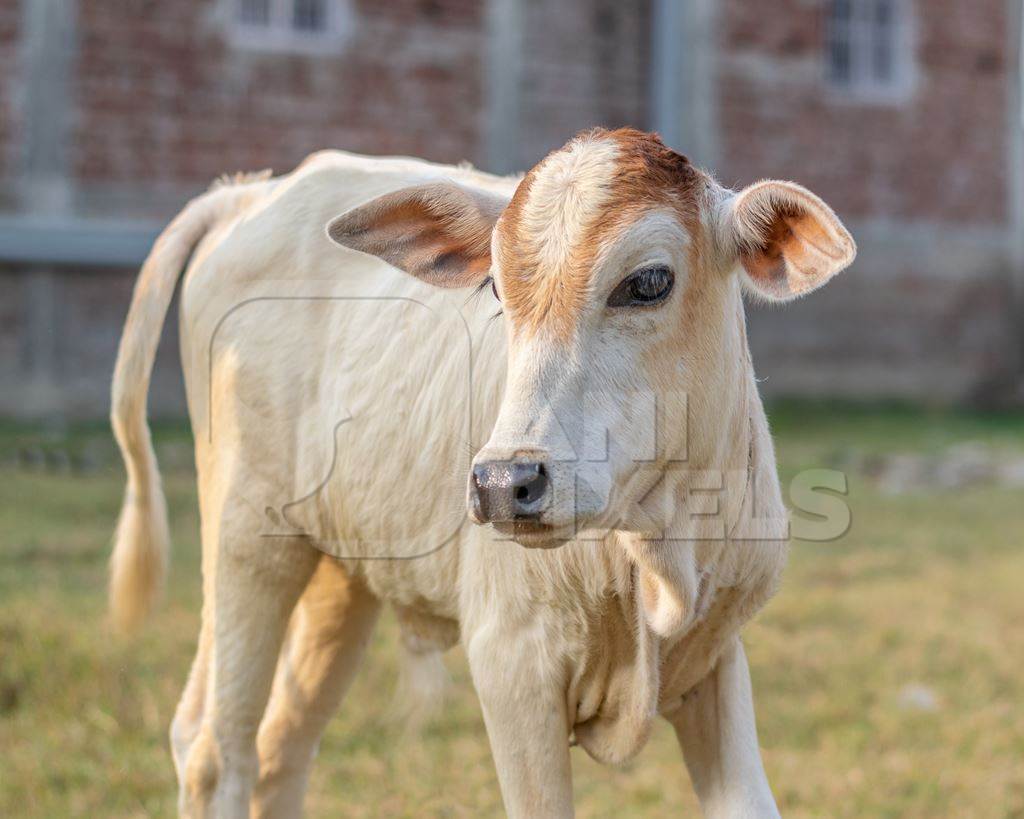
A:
[{"xmin": 108, "ymin": 185, "xmax": 244, "ymax": 631}]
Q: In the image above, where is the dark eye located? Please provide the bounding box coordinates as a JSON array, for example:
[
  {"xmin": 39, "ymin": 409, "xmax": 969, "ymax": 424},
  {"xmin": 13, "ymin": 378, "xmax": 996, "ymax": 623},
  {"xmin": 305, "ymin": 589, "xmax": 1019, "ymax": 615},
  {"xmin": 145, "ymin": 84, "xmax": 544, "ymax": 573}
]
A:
[{"xmin": 607, "ymin": 266, "xmax": 674, "ymax": 307}]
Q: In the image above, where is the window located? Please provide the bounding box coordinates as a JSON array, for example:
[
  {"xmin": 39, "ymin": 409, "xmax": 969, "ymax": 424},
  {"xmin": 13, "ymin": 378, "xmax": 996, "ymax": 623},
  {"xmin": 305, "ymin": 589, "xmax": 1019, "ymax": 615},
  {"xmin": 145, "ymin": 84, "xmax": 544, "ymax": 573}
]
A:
[
  {"xmin": 826, "ymin": 0, "xmax": 911, "ymax": 99},
  {"xmin": 239, "ymin": 0, "xmax": 271, "ymax": 25},
  {"xmin": 228, "ymin": 0, "xmax": 350, "ymax": 54}
]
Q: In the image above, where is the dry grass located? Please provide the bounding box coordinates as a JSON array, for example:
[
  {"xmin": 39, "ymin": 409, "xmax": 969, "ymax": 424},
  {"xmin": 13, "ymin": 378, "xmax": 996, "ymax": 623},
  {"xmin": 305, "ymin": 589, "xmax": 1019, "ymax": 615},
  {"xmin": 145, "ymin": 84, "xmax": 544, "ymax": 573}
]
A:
[{"xmin": 0, "ymin": 405, "xmax": 1022, "ymax": 817}]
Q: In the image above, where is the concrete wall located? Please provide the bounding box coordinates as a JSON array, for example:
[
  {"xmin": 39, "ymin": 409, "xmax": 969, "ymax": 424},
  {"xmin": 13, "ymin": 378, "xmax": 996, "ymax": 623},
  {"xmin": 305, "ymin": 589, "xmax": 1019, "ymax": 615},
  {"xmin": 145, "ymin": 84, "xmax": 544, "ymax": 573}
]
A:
[
  {"xmin": 0, "ymin": 265, "xmax": 186, "ymax": 418},
  {"xmin": 746, "ymin": 223, "xmax": 1018, "ymax": 405}
]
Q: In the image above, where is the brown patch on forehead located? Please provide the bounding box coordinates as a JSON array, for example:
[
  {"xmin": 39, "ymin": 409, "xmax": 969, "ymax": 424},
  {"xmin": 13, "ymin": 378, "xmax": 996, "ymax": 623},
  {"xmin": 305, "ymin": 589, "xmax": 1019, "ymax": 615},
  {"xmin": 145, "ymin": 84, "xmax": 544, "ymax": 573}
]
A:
[{"xmin": 495, "ymin": 127, "xmax": 707, "ymax": 340}]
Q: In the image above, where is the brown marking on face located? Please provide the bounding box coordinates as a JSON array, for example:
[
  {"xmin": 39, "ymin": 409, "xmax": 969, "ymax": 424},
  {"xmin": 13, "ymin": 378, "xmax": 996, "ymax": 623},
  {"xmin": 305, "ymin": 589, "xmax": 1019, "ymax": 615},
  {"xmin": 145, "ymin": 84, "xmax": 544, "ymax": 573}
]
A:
[{"xmin": 494, "ymin": 128, "xmax": 710, "ymax": 341}]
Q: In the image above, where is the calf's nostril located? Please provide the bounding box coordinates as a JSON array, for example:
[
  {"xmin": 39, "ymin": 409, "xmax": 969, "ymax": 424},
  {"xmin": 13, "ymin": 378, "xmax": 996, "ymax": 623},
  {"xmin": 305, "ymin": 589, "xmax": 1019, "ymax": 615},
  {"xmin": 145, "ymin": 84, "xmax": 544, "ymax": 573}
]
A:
[{"xmin": 512, "ymin": 462, "xmax": 548, "ymax": 508}]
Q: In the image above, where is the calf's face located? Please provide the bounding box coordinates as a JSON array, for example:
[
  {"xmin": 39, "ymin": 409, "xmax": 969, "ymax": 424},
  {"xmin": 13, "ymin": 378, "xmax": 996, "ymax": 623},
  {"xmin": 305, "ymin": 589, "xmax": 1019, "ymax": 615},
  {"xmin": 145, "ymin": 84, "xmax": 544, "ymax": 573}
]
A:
[{"xmin": 328, "ymin": 129, "xmax": 854, "ymax": 548}]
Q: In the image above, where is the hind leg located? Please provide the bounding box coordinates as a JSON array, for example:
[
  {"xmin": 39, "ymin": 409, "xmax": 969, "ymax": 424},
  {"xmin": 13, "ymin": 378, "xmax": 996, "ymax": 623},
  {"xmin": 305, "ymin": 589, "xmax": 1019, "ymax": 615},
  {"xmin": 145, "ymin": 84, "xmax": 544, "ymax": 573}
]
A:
[
  {"xmin": 179, "ymin": 521, "xmax": 319, "ymax": 818},
  {"xmin": 170, "ymin": 497, "xmax": 221, "ymax": 786},
  {"xmin": 253, "ymin": 556, "xmax": 380, "ymax": 819},
  {"xmin": 171, "ymin": 614, "xmax": 212, "ymax": 782}
]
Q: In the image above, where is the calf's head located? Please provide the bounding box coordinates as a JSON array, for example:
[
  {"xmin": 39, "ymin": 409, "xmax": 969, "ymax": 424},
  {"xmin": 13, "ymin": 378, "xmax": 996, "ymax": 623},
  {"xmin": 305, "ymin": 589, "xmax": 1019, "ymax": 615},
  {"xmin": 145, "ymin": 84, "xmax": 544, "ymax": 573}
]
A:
[{"xmin": 328, "ymin": 129, "xmax": 854, "ymax": 547}]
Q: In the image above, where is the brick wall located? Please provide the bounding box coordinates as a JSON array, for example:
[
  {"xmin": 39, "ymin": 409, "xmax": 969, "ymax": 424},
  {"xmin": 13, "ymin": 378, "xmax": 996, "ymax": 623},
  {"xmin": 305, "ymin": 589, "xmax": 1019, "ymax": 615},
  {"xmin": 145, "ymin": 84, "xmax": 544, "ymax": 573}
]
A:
[
  {"xmin": 62, "ymin": 269, "xmax": 187, "ymax": 416},
  {"xmin": 0, "ymin": 2, "xmax": 20, "ymax": 200},
  {"xmin": 718, "ymin": 0, "xmax": 1010, "ymax": 227},
  {"xmin": 745, "ymin": 227, "xmax": 1017, "ymax": 405},
  {"xmin": 717, "ymin": 0, "xmax": 1021, "ymax": 404},
  {"xmin": 0, "ymin": 266, "xmax": 187, "ymax": 418},
  {"xmin": 0, "ymin": 0, "xmax": 1020, "ymax": 417},
  {"xmin": 71, "ymin": 0, "xmax": 485, "ymax": 218},
  {"xmin": 67, "ymin": 0, "xmax": 651, "ymax": 216},
  {"xmin": 1, "ymin": 0, "xmax": 660, "ymax": 419}
]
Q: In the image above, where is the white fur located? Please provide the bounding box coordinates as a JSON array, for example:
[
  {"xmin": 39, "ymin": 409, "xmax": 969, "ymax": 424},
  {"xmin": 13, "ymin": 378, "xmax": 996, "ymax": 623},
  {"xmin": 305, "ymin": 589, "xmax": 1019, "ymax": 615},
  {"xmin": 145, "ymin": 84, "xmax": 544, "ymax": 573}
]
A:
[
  {"xmin": 109, "ymin": 144, "xmax": 852, "ymax": 817},
  {"xmin": 519, "ymin": 133, "xmax": 620, "ymax": 275}
]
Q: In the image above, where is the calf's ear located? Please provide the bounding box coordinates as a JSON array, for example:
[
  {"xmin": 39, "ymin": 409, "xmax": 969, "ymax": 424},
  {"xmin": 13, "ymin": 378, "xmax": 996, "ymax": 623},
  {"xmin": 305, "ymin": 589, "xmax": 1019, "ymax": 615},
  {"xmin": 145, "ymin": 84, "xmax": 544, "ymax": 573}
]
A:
[
  {"xmin": 721, "ymin": 180, "xmax": 855, "ymax": 301},
  {"xmin": 326, "ymin": 182, "xmax": 506, "ymax": 288}
]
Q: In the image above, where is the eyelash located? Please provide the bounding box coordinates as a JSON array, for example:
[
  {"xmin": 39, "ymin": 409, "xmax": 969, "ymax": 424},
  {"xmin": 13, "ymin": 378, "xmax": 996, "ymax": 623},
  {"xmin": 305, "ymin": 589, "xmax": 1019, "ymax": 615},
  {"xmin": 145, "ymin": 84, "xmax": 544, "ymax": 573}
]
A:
[{"xmin": 478, "ymin": 276, "xmax": 503, "ymax": 320}]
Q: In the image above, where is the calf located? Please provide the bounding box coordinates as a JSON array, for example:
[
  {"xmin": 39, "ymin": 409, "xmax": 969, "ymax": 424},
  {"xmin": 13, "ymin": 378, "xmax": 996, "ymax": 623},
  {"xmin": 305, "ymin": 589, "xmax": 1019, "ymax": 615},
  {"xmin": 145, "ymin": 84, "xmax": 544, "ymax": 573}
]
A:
[{"xmin": 110, "ymin": 128, "xmax": 854, "ymax": 817}]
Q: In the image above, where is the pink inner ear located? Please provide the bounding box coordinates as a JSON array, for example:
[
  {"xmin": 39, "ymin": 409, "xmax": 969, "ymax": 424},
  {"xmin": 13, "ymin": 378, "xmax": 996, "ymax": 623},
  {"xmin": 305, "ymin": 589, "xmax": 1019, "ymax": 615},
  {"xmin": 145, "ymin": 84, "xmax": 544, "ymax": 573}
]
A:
[
  {"xmin": 741, "ymin": 210, "xmax": 840, "ymax": 298},
  {"xmin": 739, "ymin": 211, "xmax": 793, "ymax": 292},
  {"xmin": 328, "ymin": 183, "xmax": 500, "ymax": 289},
  {"xmin": 741, "ymin": 239, "xmax": 786, "ymax": 288}
]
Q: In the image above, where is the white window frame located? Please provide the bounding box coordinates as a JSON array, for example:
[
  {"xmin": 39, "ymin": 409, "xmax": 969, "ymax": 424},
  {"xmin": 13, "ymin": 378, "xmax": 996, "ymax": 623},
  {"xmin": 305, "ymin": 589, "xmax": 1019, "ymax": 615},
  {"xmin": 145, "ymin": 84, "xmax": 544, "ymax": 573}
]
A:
[
  {"xmin": 224, "ymin": 0, "xmax": 352, "ymax": 56},
  {"xmin": 825, "ymin": 0, "xmax": 913, "ymax": 103}
]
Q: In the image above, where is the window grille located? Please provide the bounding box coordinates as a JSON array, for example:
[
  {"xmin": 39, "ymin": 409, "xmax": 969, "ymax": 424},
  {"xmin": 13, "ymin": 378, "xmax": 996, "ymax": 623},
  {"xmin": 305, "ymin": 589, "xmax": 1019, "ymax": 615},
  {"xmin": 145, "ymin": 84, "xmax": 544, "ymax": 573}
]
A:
[
  {"xmin": 228, "ymin": 0, "xmax": 347, "ymax": 54},
  {"xmin": 826, "ymin": 0, "xmax": 911, "ymax": 99}
]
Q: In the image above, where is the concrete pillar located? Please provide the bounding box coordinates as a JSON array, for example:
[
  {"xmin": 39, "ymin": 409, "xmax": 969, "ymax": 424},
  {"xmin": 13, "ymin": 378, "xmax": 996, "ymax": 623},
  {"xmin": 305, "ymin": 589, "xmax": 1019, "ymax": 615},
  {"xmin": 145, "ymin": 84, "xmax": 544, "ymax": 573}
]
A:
[
  {"xmin": 1010, "ymin": 0, "xmax": 1024, "ymax": 394},
  {"xmin": 650, "ymin": 0, "xmax": 720, "ymax": 171},
  {"xmin": 20, "ymin": 0, "xmax": 76, "ymax": 213},
  {"xmin": 484, "ymin": 0, "xmax": 524, "ymax": 174},
  {"xmin": 650, "ymin": 0, "xmax": 684, "ymax": 149},
  {"xmin": 17, "ymin": 0, "xmax": 76, "ymax": 416}
]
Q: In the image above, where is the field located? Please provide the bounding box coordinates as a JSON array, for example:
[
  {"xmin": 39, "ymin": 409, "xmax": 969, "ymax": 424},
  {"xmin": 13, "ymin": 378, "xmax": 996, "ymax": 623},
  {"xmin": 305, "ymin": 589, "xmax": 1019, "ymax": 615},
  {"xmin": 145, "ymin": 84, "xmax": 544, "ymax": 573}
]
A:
[{"xmin": 1, "ymin": 404, "xmax": 1023, "ymax": 818}]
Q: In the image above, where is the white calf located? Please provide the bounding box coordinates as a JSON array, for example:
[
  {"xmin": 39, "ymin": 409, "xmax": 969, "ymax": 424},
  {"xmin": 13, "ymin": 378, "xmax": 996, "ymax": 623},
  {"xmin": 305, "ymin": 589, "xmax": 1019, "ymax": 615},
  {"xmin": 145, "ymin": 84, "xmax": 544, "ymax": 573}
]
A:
[{"xmin": 110, "ymin": 127, "xmax": 854, "ymax": 817}]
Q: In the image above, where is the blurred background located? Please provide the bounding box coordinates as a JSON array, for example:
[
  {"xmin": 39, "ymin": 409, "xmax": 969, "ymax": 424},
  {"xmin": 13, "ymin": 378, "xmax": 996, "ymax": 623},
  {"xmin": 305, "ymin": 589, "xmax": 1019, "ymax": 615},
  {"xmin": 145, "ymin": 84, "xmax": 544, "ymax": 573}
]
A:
[
  {"xmin": 1, "ymin": 0, "xmax": 1022, "ymax": 416},
  {"xmin": 1, "ymin": 1, "xmax": 1023, "ymax": 817}
]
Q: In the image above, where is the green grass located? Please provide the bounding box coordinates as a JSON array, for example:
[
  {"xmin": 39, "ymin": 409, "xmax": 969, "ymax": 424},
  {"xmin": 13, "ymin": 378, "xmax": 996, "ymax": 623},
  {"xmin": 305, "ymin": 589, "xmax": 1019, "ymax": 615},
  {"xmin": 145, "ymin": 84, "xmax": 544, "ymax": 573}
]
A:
[{"xmin": 1, "ymin": 406, "xmax": 1023, "ymax": 817}]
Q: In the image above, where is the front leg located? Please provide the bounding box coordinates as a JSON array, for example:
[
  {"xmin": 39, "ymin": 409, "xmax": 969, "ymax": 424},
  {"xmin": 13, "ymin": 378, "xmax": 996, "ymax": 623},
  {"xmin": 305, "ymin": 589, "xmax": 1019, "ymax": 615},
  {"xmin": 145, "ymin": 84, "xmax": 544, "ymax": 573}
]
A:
[
  {"xmin": 664, "ymin": 637, "xmax": 780, "ymax": 819},
  {"xmin": 466, "ymin": 626, "xmax": 575, "ymax": 818}
]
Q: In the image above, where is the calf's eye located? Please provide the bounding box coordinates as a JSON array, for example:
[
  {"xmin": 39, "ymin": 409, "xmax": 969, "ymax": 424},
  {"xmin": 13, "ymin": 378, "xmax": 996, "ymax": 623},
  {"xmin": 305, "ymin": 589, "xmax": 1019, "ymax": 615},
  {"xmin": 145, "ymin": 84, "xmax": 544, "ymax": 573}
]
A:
[{"xmin": 607, "ymin": 265, "xmax": 674, "ymax": 307}]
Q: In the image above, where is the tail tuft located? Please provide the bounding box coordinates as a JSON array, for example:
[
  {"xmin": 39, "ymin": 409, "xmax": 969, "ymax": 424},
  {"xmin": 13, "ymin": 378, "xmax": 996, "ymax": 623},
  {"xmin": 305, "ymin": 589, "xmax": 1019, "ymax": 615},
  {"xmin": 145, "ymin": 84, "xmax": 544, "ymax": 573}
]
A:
[{"xmin": 108, "ymin": 422, "xmax": 170, "ymax": 632}]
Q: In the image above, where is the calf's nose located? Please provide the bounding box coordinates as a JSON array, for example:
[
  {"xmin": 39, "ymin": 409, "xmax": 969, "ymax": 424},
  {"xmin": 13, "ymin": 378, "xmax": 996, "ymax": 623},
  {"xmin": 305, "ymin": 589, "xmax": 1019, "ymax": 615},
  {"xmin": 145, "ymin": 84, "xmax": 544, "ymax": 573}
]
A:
[{"xmin": 469, "ymin": 460, "xmax": 549, "ymax": 523}]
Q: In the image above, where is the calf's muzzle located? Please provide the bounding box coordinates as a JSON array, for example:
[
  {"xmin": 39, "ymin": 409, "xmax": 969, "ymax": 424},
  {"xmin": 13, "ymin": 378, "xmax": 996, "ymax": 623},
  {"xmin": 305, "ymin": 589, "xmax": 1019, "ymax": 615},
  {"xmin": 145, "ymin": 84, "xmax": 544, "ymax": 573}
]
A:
[{"xmin": 470, "ymin": 460, "xmax": 549, "ymax": 523}]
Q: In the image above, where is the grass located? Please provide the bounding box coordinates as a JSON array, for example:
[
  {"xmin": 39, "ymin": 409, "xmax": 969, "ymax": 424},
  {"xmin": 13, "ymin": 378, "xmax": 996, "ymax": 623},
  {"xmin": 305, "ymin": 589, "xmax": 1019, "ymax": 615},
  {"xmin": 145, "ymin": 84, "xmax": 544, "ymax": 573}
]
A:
[{"xmin": 1, "ymin": 405, "xmax": 1023, "ymax": 817}]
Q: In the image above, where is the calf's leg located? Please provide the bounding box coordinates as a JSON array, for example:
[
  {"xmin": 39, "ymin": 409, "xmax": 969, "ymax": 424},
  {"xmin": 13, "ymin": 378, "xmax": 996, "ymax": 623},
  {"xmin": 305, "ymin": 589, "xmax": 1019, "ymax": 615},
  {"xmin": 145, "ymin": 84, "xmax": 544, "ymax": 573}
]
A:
[
  {"xmin": 466, "ymin": 625, "xmax": 575, "ymax": 819},
  {"xmin": 664, "ymin": 637, "xmax": 780, "ymax": 819},
  {"xmin": 170, "ymin": 495, "xmax": 222, "ymax": 783},
  {"xmin": 179, "ymin": 530, "xmax": 318, "ymax": 819},
  {"xmin": 171, "ymin": 615, "xmax": 212, "ymax": 782},
  {"xmin": 252, "ymin": 557, "xmax": 380, "ymax": 819}
]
